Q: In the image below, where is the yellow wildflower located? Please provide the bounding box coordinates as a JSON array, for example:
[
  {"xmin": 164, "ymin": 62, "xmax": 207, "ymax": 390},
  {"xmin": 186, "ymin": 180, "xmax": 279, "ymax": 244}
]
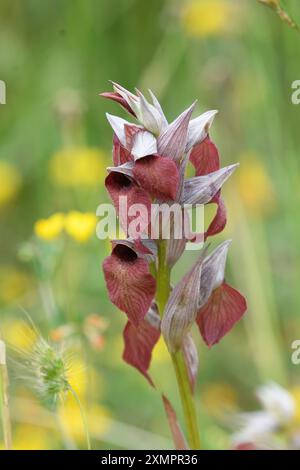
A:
[
  {"xmin": 181, "ymin": 0, "xmax": 240, "ymax": 38},
  {"xmin": 58, "ymin": 399, "xmax": 111, "ymax": 442},
  {"xmin": 2, "ymin": 319, "xmax": 37, "ymax": 351},
  {"xmin": 50, "ymin": 147, "xmax": 106, "ymax": 187},
  {"xmin": 8, "ymin": 425, "xmax": 51, "ymax": 450},
  {"xmin": 290, "ymin": 386, "xmax": 300, "ymax": 423},
  {"xmin": 65, "ymin": 351, "xmax": 105, "ymax": 400},
  {"xmin": 202, "ymin": 382, "xmax": 238, "ymax": 417},
  {"xmin": 235, "ymin": 154, "xmax": 275, "ymax": 214},
  {"xmin": 34, "ymin": 212, "xmax": 65, "ymax": 241},
  {"xmin": 0, "ymin": 160, "xmax": 22, "ymax": 207},
  {"xmin": 64, "ymin": 211, "xmax": 97, "ymax": 243},
  {"xmin": 0, "ymin": 266, "xmax": 32, "ymax": 304},
  {"xmin": 67, "ymin": 357, "xmax": 89, "ymax": 399},
  {"xmin": 58, "ymin": 352, "xmax": 108, "ymax": 442}
]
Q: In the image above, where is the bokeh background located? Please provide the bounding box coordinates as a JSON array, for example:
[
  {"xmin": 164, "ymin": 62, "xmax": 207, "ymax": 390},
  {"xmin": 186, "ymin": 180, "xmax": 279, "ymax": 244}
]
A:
[{"xmin": 1, "ymin": 0, "xmax": 300, "ymax": 450}]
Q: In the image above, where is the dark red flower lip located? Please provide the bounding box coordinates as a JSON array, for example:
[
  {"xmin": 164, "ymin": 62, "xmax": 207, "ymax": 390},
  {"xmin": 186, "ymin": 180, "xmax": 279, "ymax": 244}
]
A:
[
  {"xmin": 194, "ymin": 241, "xmax": 247, "ymax": 347},
  {"xmin": 122, "ymin": 302, "xmax": 161, "ymax": 385},
  {"xmin": 132, "ymin": 154, "xmax": 180, "ymax": 201},
  {"xmin": 188, "ymin": 137, "xmax": 235, "ymax": 239},
  {"xmin": 105, "ymin": 170, "xmax": 152, "ymax": 235},
  {"xmin": 111, "ymin": 242, "xmax": 138, "ymax": 262},
  {"xmin": 103, "ymin": 241, "xmax": 156, "ymax": 327},
  {"xmin": 196, "ymin": 282, "xmax": 247, "ymax": 347},
  {"xmin": 110, "ymin": 238, "xmax": 156, "ymax": 262},
  {"xmin": 105, "ymin": 171, "xmax": 133, "ymax": 196},
  {"xmin": 189, "ymin": 136, "xmax": 220, "ymax": 176}
]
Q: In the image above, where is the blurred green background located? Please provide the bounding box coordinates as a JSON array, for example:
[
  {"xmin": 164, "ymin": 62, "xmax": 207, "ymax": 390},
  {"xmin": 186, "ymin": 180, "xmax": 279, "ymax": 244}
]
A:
[{"xmin": 1, "ymin": 0, "xmax": 300, "ymax": 450}]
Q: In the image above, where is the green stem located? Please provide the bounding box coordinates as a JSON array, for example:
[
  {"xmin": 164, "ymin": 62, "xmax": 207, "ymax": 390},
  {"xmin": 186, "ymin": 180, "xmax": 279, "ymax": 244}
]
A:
[
  {"xmin": 38, "ymin": 280, "xmax": 58, "ymax": 321},
  {"xmin": 171, "ymin": 350, "xmax": 200, "ymax": 449},
  {"xmin": 156, "ymin": 241, "xmax": 201, "ymax": 450},
  {"xmin": 156, "ymin": 240, "xmax": 171, "ymax": 315}
]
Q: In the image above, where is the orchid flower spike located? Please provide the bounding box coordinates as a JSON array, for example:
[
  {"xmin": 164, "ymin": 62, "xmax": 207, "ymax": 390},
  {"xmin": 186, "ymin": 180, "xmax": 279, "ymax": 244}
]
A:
[{"xmin": 100, "ymin": 82, "xmax": 247, "ymax": 450}]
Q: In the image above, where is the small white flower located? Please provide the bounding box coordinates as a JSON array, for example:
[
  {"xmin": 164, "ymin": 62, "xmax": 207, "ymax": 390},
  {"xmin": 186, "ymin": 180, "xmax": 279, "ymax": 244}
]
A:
[
  {"xmin": 232, "ymin": 411, "xmax": 277, "ymax": 445},
  {"xmin": 232, "ymin": 383, "xmax": 296, "ymax": 447},
  {"xmin": 257, "ymin": 382, "xmax": 296, "ymax": 424}
]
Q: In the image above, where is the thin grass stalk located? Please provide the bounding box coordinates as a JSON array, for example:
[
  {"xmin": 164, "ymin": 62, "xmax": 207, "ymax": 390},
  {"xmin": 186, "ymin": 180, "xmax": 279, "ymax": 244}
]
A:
[
  {"xmin": 68, "ymin": 385, "xmax": 91, "ymax": 450},
  {"xmin": 0, "ymin": 339, "xmax": 12, "ymax": 450}
]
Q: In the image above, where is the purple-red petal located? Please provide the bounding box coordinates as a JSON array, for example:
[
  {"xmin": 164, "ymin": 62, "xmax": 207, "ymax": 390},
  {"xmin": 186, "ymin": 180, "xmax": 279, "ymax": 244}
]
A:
[
  {"xmin": 133, "ymin": 154, "xmax": 180, "ymax": 201},
  {"xmin": 113, "ymin": 134, "xmax": 133, "ymax": 166},
  {"xmin": 189, "ymin": 138, "xmax": 228, "ymax": 238},
  {"xmin": 100, "ymin": 91, "xmax": 136, "ymax": 116},
  {"xmin": 123, "ymin": 317, "xmax": 160, "ymax": 386},
  {"xmin": 234, "ymin": 442, "xmax": 258, "ymax": 450},
  {"xmin": 103, "ymin": 245, "xmax": 156, "ymax": 326},
  {"xmin": 205, "ymin": 196, "xmax": 227, "ymax": 240},
  {"xmin": 196, "ymin": 282, "xmax": 247, "ymax": 347},
  {"xmin": 162, "ymin": 395, "xmax": 188, "ymax": 450},
  {"xmin": 190, "ymin": 136, "xmax": 220, "ymax": 176},
  {"xmin": 105, "ymin": 171, "xmax": 152, "ymax": 234},
  {"xmin": 124, "ymin": 124, "xmax": 142, "ymax": 151}
]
